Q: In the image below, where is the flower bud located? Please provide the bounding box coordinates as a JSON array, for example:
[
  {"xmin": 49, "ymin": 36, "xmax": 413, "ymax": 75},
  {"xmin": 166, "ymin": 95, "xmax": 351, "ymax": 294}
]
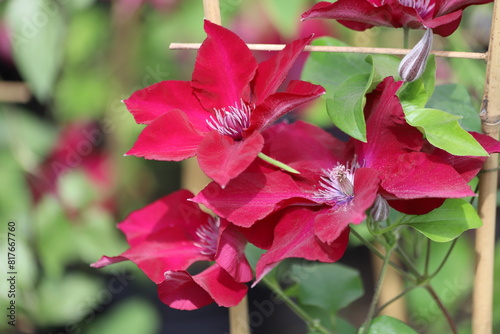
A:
[
  {"xmin": 398, "ymin": 28, "xmax": 433, "ymax": 82},
  {"xmin": 370, "ymin": 195, "xmax": 390, "ymax": 222}
]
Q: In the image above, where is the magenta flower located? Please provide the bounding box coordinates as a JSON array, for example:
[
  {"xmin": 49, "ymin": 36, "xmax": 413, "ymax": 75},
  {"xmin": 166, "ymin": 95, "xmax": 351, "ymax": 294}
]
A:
[
  {"xmin": 124, "ymin": 20, "xmax": 325, "ymax": 187},
  {"xmin": 194, "ymin": 121, "xmax": 380, "ymax": 280},
  {"xmin": 353, "ymin": 76, "xmax": 500, "ymax": 214},
  {"xmin": 301, "ymin": 0, "xmax": 493, "ymax": 37},
  {"xmin": 91, "ymin": 190, "xmax": 251, "ymax": 310}
]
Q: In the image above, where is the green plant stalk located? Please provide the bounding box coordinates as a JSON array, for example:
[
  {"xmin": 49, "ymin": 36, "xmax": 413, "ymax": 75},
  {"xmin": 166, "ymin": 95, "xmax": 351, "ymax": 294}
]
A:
[
  {"xmin": 429, "ymin": 238, "xmax": 458, "ymax": 278},
  {"xmin": 424, "ymin": 238, "xmax": 431, "ymax": 276},
  {"xmin": 258, "ymin": 152, "xmax": 300, "ymax": 174},
  {"xmin": 404, "ymin": 28, "xmax": 410, "ymax": 49},
  {"xmin": 359, "ymin": 244, "xmax": 396, "ymax": 334},
  {"xmin": 262, "ymin": 276, "xmax": 331, "ymax": 334},
  {"xmin": 375, "ymin": 284, "xmax": 419, "ymax": 316},
  {"xmin": 350, "ymin": 228, "xmax": 411, "ymax": 280},
  {"xmin": 425, "ymin": 285, "xmax": 458, "ymax": 334}
]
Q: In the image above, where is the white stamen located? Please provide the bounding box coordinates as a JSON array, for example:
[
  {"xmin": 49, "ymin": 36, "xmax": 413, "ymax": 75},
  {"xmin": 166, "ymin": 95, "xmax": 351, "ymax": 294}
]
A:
[
  {"xmin": 206, "ymin": 99, "xmax": 253, "ymax": 140},
  {"xmin": 398, "ymin": 0, "xmax": 435, "ymax": 18},
  {"xmin": 314, "ymin": 161, "xmax": 359, "ymax": 208},
  {"xmin": 193, "ymin": 217, "xmax": 220, "ymax": 256}
]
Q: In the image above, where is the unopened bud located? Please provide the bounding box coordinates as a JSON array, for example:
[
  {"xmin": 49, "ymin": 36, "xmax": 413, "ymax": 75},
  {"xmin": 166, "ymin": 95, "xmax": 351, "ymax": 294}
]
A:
[
  {"xmin": 398, "ymin": 28, "xmax": 433, "ymax": 82},
  {"xmin": 370, "ymin": 195, "xmax": 390, "ymax": 222}
]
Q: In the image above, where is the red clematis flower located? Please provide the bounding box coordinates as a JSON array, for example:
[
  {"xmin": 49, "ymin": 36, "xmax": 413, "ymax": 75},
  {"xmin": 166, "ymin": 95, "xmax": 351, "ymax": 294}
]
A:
[
  {"xmin": 301, "ymin": 0, "xmax": 493, "ymax": 37},
  {"xmin": 353, "ymin": 76, "xmax": 500, "ymax": 214},
  {"xmin": 125, "ymin": 20, "xmax": 325, "ymax": 187},
  {"xmin": 194, "ymin": 121, "xmax": 380, "ymax": 281},
  {"xmin": 91, "ymin": 190, "xmax": 251, "ymax": 310}
]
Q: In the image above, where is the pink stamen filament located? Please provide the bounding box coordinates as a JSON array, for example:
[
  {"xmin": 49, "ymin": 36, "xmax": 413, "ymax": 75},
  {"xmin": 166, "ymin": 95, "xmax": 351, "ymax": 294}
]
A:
[{"xmin": 206, "ymin": 100, "xmax": 253, "ymax": 140}]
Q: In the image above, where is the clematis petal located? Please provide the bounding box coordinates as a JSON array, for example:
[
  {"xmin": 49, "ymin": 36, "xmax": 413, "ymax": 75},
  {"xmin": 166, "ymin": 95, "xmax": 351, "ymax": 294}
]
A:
[
  {"xmin": 314, "ymin": 168, "xmax": 380, "ymax": 244},
  {"xmin": 191, "ymin": 20, "xmax": 257, "ymax": 111},
  {"xmin": 158, "ymin": 265, "xmax": 248, "ymax": 310},
  {"xmin": 197, "ymin": 131, "xmax": 264, "ymax": 187},
  {"xmin": 436, "ymin": 0, "xmax": 494, "ymax": 16},
  {"xmin": 381, "ymin": 152, "xmax": 475, "ymax": 199},
  {"xmin": 252, "ymin": 35, "xmax": 313, "ymax": 105},
  {"xmin": 216, "ymin": 219, "xmax": 253, "ymax": 282},
  {"xmin": 193, "ymin": 161, "xmax": 306, "ymax": 227},
  {"xmin": 124, "ymin": 80, "xmax": 209, "ymax": 130},
  {"xmin": 301, "ymin": 0, "xmax": 398, "ymax": 31},
  {"xmin": 254, "ymin": 207, "xmax": 350, "ymax": 283},
  {"xmin": 91, "ymin": 255, "xmax": 128, "ymax": 268},
  {"xmin": 126, "ymin": 110, "xmax": 204, "ymax": 161},
  {"xmin": 424, "ymin": 10, "xmax": 462, "ymax": 37},
  {"xmin": 388, "ymin": 197, "xmax": 446, "ymax": 215},
  {"xmin": 249, "ymin": 80, "xmax": 325, "ymax": 132},
  {"xmin": 262, "ymin": 121, "xmax": 350, "ymax": 172}
]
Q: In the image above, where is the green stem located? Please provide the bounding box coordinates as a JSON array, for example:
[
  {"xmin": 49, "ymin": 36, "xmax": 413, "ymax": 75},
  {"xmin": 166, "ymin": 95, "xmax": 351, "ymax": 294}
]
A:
[
  {"xmin": 403, "ymin": 28, "xmax": 410, "ymax": 49},
  {"xmin": 258, "ymin": 152, "xmax": 300, "ymax": 174},
  {"xmin": 429, "ymin": 238, "xmax": 458, "ymax": 278},
  {"xmin": 262, "ymin": 276, "xmax": 331, "ymax": 334},
  {"xmin": 359, "ymin": 244, "xmax": 396, "ymax": 334},
  {"xmin": 424, "ymin": 238, "xmax": 431, "ymax": 276},
  {"xmin": 375, "ymin": 284, "xmax": 419, "ymax": 316},
  {"xmin": 425, "ymin": 285, "xmax": 458, "ymax": 334},
  {"xmin": 395, "ymin": 247, "xmax": 423, "ymax": 280},
  {"xmin": 350, "ymin": 228, "xmax": 411, "ymax": 280}
]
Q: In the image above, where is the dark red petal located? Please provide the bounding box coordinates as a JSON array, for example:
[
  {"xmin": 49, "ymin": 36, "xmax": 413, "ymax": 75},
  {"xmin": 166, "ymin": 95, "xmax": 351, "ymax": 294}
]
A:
[
  {"xmin": 262, "ymin": 121, "xmax": 349, "ymax": 172},
  {"xmin": 158, "ymin": 265, "xmax": 248, "ymax": 310},
  {"xmin": 429, "ymin": 132, "xmax": 500, "ymax": 182},
  {"xmin": 216, "ymin": 219, "xmax": 253, "ymax": 282},
  {"xmin": 197, "ymin": 131, "xmax": 264, "ymax": 187},
  {"xmin": 124, "ymin": 80, "xmax": 209, "ymax": 129},
  {"xmin": 301, "ymin": 0, "xmax": 397, "ymax": 30},
  {"xmin": 191, "ymin": 20, "xmax": 257, "ymax": 111},
  {"xmin": 314, "ymin": 168, "xmax": 379, "ymax": 244},
  {"xmin": 252, "ymin": 36, "xmax": 312, "ymax": 105},
  {"xmin": 255, "ymin": 207, "xmax": 349, "ymax": 282},
  {"xmin": 126, "ymin": 110, "xmax": 204, "ymax": 161},
  {"xmin": 91, "ymin": 255, "xmax": 127, "ymax": 268},
  {"xmin": 193, "ymin": 161, "xmax": 305, "ymax": 227},
  {"xmin": 388, "ymin": 198, "xmax": 446, "ymax": 215},
  {"xmin": 436, "ymin": 0, "xmax": 494, "ymax": 16},
  {"xmin": 424, "ymin": 10, "xmax": 462, "ymax": 37},
  {"xmin": 249, "ymin": 80, "xmax": 325, "ymax": 132},
  {"xmin": 381, "ymin": 152, "xmax": 475, "ymax": 199}
]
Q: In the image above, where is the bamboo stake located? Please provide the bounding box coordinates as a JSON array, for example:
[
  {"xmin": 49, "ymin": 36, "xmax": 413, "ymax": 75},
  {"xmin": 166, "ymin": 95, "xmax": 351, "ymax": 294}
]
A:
[
  {"xmin": 196, "ymin": 1, "xmax": 250, "ymax": 334},
  {"xmin": 473, "ymin": 2, "xmax": 500, "ymax": 334},
  {"xmin": 170, "ymin": 43, "xmax": 486, "ymax": 59}
]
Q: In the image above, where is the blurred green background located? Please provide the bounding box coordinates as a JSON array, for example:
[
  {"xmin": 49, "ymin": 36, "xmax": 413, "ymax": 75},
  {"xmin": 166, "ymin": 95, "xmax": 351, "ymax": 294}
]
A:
[{"xmin": 0, "ymin": 0, "xmax": 497, "ymax": 333}]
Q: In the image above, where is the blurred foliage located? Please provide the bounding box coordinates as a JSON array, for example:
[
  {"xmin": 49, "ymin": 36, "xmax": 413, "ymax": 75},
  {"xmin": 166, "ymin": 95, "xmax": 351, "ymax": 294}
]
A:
[{"xmin": 0, "ymin": 0, "xmax": 496, "ymax": 333}]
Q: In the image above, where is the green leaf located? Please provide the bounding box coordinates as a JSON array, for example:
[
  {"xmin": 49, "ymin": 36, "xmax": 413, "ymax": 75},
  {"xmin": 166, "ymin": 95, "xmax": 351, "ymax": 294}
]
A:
[
  {"xmin": 403, "ymin": 199, "xmax": 483, "ymax": 242},
  {"xmin": 404, "ymin": 108, "xmax": 488, "ymax": 156},
  {"xmin": 426, "ymin": 84, "xmax": 481, "ymax": 132},
  {"xmin": 398, "ymin": 55, "xmax": 436, "ymax": 111},
  {"xmin": 287, "ymin": 262, "xmax": 363, "ymax": 313},
  {"xmin": 301, "ymin": 37, "xmax": 371, "ymax": 95},
  {"xmin": 327, "ymin": 73, "xmax": 370, "ymax": 141},
  {"xmin": 367, "ymin": 316, "xmax": 418, "ymax": 334},
  {"xmin": 365, "ymin": 54, "xmax": 401, "ymax": 91},
  {"xmin": 6, "ymin": 0, "xmax": 67, "ymax": 102}
]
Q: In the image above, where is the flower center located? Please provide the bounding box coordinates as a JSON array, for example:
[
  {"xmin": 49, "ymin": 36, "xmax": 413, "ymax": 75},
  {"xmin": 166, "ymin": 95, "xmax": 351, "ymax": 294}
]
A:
[
  {"xmin": 193, "ymin": 216, "xmax": 220, "ymax": 257},
  {"xmin": 398, "ymin": 0, "xmax": 435, "ymax": 18},
  {"xmin": 314, "ymin": 162, "xmax": 358, "ymax": 208},
  {"xmin": 206, "ymin": 100, "xmax": 253, "ymax": 140}
]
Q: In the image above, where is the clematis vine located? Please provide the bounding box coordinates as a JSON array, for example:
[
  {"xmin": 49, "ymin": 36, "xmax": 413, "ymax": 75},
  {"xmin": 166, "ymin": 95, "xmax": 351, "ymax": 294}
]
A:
[
  {"xmin": 91, "ymin": 190, "xmax": 252, "ymax": 310},
  {"xmin": 124, "ymin": 19, "xmax": 325, "ymax": 187},
  {"xmin": 301, "ymin": 0, "xmax": 494, "ymax": 37}
]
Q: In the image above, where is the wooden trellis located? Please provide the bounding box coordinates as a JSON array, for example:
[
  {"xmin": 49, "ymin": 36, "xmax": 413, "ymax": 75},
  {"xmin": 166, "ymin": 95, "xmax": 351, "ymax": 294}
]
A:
[{"xmin": 174, "ymin": 1, "xmax": 500, "ymax": 334}]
